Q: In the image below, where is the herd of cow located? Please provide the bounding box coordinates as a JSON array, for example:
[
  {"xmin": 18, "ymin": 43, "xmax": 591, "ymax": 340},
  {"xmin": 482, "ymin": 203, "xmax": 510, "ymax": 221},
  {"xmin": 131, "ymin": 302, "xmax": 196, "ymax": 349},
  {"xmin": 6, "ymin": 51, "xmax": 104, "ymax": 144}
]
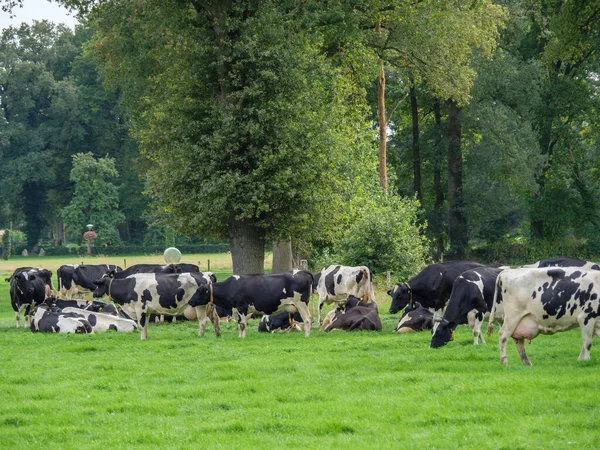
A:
[{"xmin": 4, "ymin": 256, "xmax": 600, "ymax": 365}]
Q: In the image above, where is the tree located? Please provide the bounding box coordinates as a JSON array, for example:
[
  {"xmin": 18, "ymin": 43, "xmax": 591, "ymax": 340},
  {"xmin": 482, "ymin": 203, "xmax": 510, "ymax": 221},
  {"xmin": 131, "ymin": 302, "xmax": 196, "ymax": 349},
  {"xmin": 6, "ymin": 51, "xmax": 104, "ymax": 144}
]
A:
[{"xmin": 62, "ymin": 152, "xmax": 124, "ymax": 246}]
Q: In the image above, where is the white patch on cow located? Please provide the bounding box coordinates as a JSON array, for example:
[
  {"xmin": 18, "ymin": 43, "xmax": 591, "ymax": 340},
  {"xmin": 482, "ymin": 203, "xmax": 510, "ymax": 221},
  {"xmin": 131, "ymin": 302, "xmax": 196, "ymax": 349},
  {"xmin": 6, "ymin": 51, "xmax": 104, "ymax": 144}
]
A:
[
  {"xmin": 392, "ymin": 285, "xmax": 399, "ymax": 294},
  {"xmin": 62, "ymin": 307, "xmax": 137, "ymax": 332},
  {"xmin": 233, "ymin": 275, "xmax": 240, "ymax": 280},
  {"xmin": 293, "ymin": 269, "xmax": 300, "ymax": 276},
  {"xmin": 282, "ymin": 287, "xmax": 287, "ymax": 295}
]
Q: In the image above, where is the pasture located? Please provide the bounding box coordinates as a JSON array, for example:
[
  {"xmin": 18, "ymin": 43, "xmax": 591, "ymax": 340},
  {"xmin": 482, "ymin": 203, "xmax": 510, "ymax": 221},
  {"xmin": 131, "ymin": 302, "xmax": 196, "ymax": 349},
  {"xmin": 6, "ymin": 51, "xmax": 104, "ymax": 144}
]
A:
[{"xmin": 1, "ymin": 256, "xmax": 599, "ymax": 449}]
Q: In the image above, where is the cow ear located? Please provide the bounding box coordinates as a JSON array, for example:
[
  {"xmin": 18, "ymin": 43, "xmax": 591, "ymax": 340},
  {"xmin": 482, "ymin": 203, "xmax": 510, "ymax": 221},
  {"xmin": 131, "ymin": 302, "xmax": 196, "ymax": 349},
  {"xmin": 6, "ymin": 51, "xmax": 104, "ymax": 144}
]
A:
[
  {"xmin": 109, "ymin": 270, "xmax": 115, "ymax": 279},
  {"xmin": 29, "ymin": 274, "xmax": 36, "ymax": 280},
  {"xmin": 386, "ymin": 290, "xmax": 391, "ymax": 296}
]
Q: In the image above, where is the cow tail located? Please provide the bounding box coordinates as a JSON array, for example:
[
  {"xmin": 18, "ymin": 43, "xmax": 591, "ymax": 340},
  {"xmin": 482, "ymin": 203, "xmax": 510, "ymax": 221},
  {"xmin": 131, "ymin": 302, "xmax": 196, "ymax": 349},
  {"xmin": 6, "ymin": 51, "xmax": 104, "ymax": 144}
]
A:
[
  {"xmin": 487, "ymin": 276, "xmax": 502, "ymax": 337},
  {"xmin": 302, "ymin": 270, "xmax": 316, "ymax": 321}
]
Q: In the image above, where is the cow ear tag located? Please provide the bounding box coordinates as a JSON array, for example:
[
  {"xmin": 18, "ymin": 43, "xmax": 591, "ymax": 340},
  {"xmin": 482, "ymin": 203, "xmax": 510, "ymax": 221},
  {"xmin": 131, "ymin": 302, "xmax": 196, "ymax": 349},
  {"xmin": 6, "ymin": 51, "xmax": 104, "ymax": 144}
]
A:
[{"xmin": 451, "ymin": 331, "xmax": 455, "ymax": 340}]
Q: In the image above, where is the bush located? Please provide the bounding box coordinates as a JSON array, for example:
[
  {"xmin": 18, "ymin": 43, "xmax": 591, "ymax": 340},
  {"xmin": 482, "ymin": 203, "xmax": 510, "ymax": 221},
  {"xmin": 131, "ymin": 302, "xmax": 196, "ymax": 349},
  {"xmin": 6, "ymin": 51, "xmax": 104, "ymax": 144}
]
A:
[{"xmin": 313, "ymin": 195, "xmax": 428, "ymax": 279}]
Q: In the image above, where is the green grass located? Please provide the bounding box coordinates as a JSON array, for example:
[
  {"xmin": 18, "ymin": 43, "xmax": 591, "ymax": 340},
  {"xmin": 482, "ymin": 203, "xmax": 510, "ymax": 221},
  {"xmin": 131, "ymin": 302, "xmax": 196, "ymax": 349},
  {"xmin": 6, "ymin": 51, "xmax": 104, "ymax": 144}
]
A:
[{"xmin": 1, "ymin": 255, "xmax": 600, "ymax": 449}]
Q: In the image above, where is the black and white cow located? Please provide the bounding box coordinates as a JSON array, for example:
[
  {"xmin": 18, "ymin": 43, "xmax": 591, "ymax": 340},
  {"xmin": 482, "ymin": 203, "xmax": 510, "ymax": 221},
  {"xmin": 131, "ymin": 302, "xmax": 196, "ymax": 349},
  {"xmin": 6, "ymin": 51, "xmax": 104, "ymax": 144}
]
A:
[
  {"xmin": 321, "ymin": 295, "xmax": 382, "ymax": 332},
  {"xmin": 60, "ymin": 307, "xmax": 138, "ymax": 333},
  {"xmin": 30, "ymin": 304, "xmax": 93, "ymax": 334},
  {"xmin": 112, "ymin": 263, "xmax": 201, "ymax": 278},
  {"xmin": 487, "ymin": 267, "xmax": 600, "ymax": 365},
  {"xmin": 9, "ymin": 268, "xmax": 52, "ymax": 328},
  {"xmin": 58, "ymin": 264, "xmax": 122, "ymax": 298},
  {"xmin": 258, "ymin": 312, "xmax": 304, "ymax": 333},
  {"xmin": 93, "ymin": 272, "xmax": 216, "ymax": 340},
  {"xmin": 314, "ymin": 265, "xmax": 375, "ymax": 325},
  {"xmin": 388, "ymin": 261, "xmax": 484, "ymax": 329},
  {"xmin": 43, "ymin": 296, "xmax": 124, "ymax": 317},
  {"xmin": 394, "ymin": 301, "xmax": 433, "ymax": 333},
  {"xmin": 198, "ymin": 270, "xmax": 313, "ymax": 338},
  {"xmin": 430, "ymin": 266, "xmax": 506, "ymax": 348},
  {"xmin": 522, "ymin": 257, "xmax": 600, "ymax": 271}
]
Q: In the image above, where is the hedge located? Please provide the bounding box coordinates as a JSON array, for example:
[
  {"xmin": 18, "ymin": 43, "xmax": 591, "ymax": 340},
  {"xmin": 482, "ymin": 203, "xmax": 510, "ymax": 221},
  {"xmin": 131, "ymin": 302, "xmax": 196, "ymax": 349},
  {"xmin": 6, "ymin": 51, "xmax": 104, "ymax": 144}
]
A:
[{"xmin": 1, "ymin": 244, "xmax": 230, "ymax": 257}]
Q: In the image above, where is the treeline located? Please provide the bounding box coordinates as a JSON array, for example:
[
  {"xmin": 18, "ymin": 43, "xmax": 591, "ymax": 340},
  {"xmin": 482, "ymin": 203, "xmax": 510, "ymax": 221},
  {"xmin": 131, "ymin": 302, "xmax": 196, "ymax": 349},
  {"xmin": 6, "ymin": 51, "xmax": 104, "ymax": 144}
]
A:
[{"xmin": 1, "ymin": 1, "xmax": 599, "ymax": 272}]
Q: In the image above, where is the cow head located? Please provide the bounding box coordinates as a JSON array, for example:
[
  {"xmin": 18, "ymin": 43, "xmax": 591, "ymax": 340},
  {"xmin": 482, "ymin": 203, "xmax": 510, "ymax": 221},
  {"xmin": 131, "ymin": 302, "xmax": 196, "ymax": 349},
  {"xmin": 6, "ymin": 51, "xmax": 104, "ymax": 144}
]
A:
[
  {"xmin": 430, "ymin": 320, "xmax": 454, "ymax": 348},
  {"xmin": 14, "ymin": 273, "xmax": 37, "ymax": 301},
  {"xmin": 92, "ymin": 275, "xmax": 110, "ymax": 298},
  {"xmin": 188, "ymin": 284, "xmax": 212, "ymax": 308},
  {"xmin": 388, "ymin": 283, "xmax": 411, "ymax": 314}
]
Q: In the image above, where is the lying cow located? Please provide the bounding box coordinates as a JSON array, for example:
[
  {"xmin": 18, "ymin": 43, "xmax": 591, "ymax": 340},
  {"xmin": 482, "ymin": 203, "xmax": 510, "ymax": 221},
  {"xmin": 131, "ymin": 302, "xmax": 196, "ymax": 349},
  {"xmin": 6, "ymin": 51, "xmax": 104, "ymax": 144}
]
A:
[
  {"xmin": 322, "ymin": 295, "xmax": 382, "ymax": 332},
  {"xmin": 43, "ymin": 296, "xmax": 123, "ymax": 316},
  {"xmin": 258, "ymin": 312, "xmax": 304, "ymax": 333},
  {"xmin": 488, "ymin": 267, "xmax": 600, "ymax": 365},
  {"xmin": 201, "ymin": 270, "xmax": 313, "ymax": 338},
  {"xmin": 61, "ymin": 307, "xmax": 138, "ymax": 333},
  {"xmin": 394, "ymin": 301, "xmax": 433, "ymax": 333},
  {"xmin": 388, "ymin": 260, "xmax": 484, "ymax": 330},
  {"xmin": 315, "ymin": 265, "xmax": 375, "ymax": 325},
  {"xmin": 9, "ymin": 268, "xmax": 53, "ymax": 328},
  {"xmin": 430, "ymin": 266, "xmax": 505, "ymax": 348},
  {"xmin": 93, "ymin": 272, "xmax": 217, "ymax": 340},
  {"xmin": 58, "ymin": 264, "xmax": 122, "ymax": 299},
  {"xmin": 30, "ymin": 304, "xmax": 93, "ymax": 334}
]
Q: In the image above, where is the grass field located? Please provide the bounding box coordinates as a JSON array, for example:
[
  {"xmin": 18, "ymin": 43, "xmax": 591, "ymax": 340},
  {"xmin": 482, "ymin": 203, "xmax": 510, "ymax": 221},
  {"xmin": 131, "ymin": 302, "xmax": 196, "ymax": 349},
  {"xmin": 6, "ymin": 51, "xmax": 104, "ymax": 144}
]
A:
[{"xmin": 1, "ymin": 255, "xmax": 599, "ymax": 449}]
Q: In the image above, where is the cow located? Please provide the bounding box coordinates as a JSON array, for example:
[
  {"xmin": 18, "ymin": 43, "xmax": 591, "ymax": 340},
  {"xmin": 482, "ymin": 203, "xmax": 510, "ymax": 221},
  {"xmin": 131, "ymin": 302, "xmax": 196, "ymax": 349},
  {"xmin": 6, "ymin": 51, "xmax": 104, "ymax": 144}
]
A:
[
  {"xmin": 487, "ymin": 267, "xmax": 600, "ymax": 365},
  {"xmin": 388, "ymin": 261, "xmax": 484, "ymax": 331},
  {"xmin": 30, "ymin": 304, "xmax": 93, "ymax": 334},
  {"xmin": 430, "ymin": 266, "xmax": 506, "ymax": 348},
  {"xmin": 57, "ymin": 264, "xmax": 122, "ymax": 299},
  {"xmin": 92, "ymin": 272, "xmax": 217, "ymax": 340},
  {"xmin": 9, "ymin": 269, "xmax": 52, "ymax": 328},
  {"xmin": 258, "ymin": 311, "xmax": 304, "ymax": 333},
  {"xmin": 321, "ymin": 295, "xmax": 382, "ymax": 332},
  {"xmin": 522, "ymin": 257, "xmax": 600, "ymax": 271},
  {"xmin": 5, "ymin": 267, "xmax": 54, "ymax": 289},
  {"xmin": 43, "ymin": 296, "xmax": 124, "ymax": 317},
  {"xmin": 197, "ymin": 270, "xmax": 313, "ymax": 338},
  {"xmin": 112, "ymin": 263, "xmax": 201, "ymax": 278},
  {"xmin": 394, "ymin": 301, "xmax": 433, "ymax": 333},
  {"xmin": 60, "ymin": 307, "xmax": 138, "ymax": 333},
  {"xmin": 314, "ymin": 265, "xmax": 375, "ymax": 325}
]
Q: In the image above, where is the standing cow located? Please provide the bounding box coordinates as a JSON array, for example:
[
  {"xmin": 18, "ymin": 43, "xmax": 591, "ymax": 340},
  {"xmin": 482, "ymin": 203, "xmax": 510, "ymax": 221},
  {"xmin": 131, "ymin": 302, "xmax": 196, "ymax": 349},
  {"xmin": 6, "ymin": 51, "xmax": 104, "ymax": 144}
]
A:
[
  {"xmin": 488, "ymin": 267, "xmax": 600, "ymax": 365},
  {"xmin": 430, "ymin": 266, "xmax": 506, "ymax": 348},
  {"xmin": 58, "ymin": 264, "xmax": 122, "ymax": 299},
  {"xmin": 388, "ymin": 261, "xmax": 484, "ymax": 330},
  {"xmin": 314, "ymin": 265, "xmax": 375, "ymax": 325},
  {"xmin": 93, "ymin": 272, "xmax": 217, "ymax": 340},
  {"xmin": 8, "ymin": 268, "xmax": 53, "ymax": 328},
  {"xmin": 522, "ymin": 257, "xmax": 600, "ymax": 271},
  {"xmin": 200, "ymin": 270, "xmax": 313, "ymax": 338}
]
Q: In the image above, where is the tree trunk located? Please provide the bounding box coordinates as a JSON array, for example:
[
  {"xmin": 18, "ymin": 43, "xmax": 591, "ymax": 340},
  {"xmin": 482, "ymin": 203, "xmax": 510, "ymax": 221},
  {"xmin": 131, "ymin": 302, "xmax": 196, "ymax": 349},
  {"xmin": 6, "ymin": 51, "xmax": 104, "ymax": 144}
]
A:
[
  {"xmin": 433, "ymin": 100, "xmax": 445, "ymax": 258},
  {"xmin": 378, "ymin": 59, "xmax": 387, "ymax": 195},
  {"xmin": 410, "ymin": 84, "xmax": 421, "ymax": 203},
  {"xmin": 447, "ymin": 100, "xmax": 468, "ymax": 259},
  {"xmin": 229, "ymin": 219, "xmax": 265, "ymax": 275},
  {"xmin": 272, "ymin": 238, "xmax": 293, "ymax": 273}
]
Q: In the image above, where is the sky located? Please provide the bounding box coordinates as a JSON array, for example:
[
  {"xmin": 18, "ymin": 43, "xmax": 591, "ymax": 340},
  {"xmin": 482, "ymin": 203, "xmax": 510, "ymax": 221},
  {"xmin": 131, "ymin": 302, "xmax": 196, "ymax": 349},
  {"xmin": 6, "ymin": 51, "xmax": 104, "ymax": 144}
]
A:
[{"xmin": 0, "ymin": 0, "xmax": 79, "ymax": 31}]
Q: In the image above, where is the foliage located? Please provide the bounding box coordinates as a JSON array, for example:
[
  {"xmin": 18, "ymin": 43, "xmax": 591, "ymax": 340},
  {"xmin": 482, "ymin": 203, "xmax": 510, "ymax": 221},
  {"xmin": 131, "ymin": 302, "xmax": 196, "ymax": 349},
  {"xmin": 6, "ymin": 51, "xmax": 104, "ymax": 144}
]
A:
[
  {"xmin": 314, "ymin": 194, "xmax": 428, "ymax": 278},
  {"xmin": 61, "ymin": 152, "xmax": 124, "ymax": 246},
  {"xmin": 1, "ymin": 230, "xmax": 10, "ymax": 260}
]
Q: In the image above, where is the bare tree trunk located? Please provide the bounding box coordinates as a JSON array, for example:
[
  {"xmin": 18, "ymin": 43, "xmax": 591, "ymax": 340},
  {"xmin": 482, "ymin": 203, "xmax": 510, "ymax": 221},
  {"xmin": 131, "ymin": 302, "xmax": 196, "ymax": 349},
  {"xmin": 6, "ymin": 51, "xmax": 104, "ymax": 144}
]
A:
[
  {"xmin": 410, "ymin": 83, "xmax": 421, "ymax": 202},
  {"xmin": 433, "ymin": 100, "xmax": 445, "ymax": 258},
  {"xmin": 378, "ymin": 59, "xmax": 387, "ymax": 195},
  {"xmin": 229, "ymin": 219, "xmax": 265, "ymax": 275},
  {"xmin": 272, "ymin": 239, "xmax": 293, "ymax": 273},
  {"xmin": 447, "ymin": 100, "xmax": 468, "ymax": 259}
]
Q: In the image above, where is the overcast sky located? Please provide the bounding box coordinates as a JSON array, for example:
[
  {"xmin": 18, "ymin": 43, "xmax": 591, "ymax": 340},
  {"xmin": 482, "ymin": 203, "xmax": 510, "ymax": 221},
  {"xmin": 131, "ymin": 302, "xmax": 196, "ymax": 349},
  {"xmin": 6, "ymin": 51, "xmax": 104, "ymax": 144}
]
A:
[{"xmin": 1, "ymin": 0, "xmax": 79, "ymax": 31}]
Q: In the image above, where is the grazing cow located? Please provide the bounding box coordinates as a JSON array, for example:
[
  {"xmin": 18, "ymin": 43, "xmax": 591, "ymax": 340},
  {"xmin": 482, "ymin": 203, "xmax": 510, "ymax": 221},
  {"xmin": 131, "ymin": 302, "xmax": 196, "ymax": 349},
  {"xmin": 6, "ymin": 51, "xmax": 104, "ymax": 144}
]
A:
[
  {"xmin": 321, "ymin": 295, "xmax": 382, "ymax": 332},
  {"xmin": 30, "ymin": 304, "xmax": 93, "ymax": 334},
  {"xmin": 9, "ymin": 269, "xmax": 52, "ymax": 328},
  {"xmin": 258, "ymin": 311, "xmax": 304, "ymax": 333},
  {"xmin": 430, "ymin": 266, "xmax": 506, "ymax": 348},
  {"xmin": 394, "ymin": 301, "xmax": 433, "ymax": 333},
  {"xmin": 315, "ymin": 265, "xmax": 375, "ymax": 325},
  {"xmin": 388, "ymin": 261, "xmax": 484, "ymax": 329},
  {"xmin": 198, "ymin": 270, "xmax": 313, "ymax": 338},
  {"xmin": 61, "ymin": 307, "xmax": 138, "ymax": 333},
  {"xmin": 522, "ymin": 257, "xmax": 600, "ymax": 271},
  {"xmin": 58, "ymin": 264, "xmax": 122, "ymax": 299},
  {"xmin": 487, "ymin": 267, "xmax": 600, "ymax": 365},
  {"xmin": 93, "ymin": 272, "xmax": 217, "ymax": 340}
]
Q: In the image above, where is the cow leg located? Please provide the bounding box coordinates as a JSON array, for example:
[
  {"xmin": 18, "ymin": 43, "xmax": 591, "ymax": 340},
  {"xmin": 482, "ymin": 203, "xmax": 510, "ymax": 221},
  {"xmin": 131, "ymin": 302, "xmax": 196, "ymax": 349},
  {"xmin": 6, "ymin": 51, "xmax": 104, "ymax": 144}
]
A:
[
  {"xmin": 578, "ymin": 321, "xmax": 595, "ymax": 361},
  {"xmin": 318, "ymin": 297, "xmax": 325, "ymax": 326},
  {"xmin": 15, "ymin": 309, "xmax": 21, "ymax": 329},
  {"xmin": 294, "ymin": 301, "xmax": 312, "ymax": 338},
  {"xmin": 515, "ymin": 338, "xmax": 531, "ymax": 366},
  {"xmin": 431, "ymin": 308, "xmax": 444, "ymax": 334},
  {"xmin": 233, "ymin": 308, "xmax": 247, "ymax": 338},
  {"xmin": 138, "ymin": 304, "xmax": 149, "ymax": 340},
  {"xmin": 498, "ymin": 313, "xmax": 528, "ymax": 366},
  {"xmin": 207, "ymin": 303, "xmax": 221, "ymax": 337},
  {"xmin": 472, "ymin": 319, "xmax": 486, "ymax": 345}
]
